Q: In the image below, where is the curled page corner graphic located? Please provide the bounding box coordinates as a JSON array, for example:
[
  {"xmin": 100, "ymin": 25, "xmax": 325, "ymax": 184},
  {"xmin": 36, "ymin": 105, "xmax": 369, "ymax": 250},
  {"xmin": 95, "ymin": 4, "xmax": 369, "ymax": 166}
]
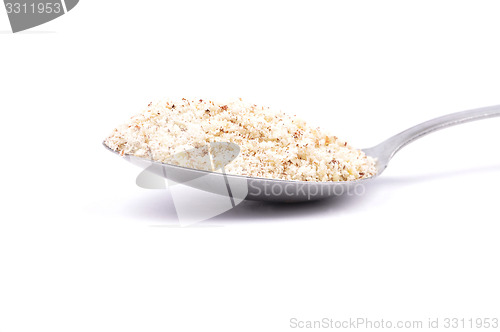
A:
[{"xmin": 4, "ymin": 0, "xmax": 79, "ymax": 33}]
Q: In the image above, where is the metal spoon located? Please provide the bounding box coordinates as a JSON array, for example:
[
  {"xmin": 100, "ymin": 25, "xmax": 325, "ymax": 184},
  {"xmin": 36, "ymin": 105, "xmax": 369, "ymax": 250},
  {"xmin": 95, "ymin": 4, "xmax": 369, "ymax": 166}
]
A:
[{"xmin": 104, "ymin": 105, "xmax": 500, "ymax": 202}]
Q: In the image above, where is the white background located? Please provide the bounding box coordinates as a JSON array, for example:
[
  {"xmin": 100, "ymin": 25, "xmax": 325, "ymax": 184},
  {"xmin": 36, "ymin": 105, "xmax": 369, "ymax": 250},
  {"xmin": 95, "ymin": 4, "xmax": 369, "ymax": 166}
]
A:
[{"xmin": 1, "ymin": 1, "xmax": 500, "ymax": 331}]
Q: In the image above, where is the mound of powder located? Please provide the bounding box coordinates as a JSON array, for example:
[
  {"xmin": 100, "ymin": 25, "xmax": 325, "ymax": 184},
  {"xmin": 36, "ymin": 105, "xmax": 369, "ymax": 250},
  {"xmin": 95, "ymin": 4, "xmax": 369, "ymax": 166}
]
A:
[{"xmin": 104, "ymin": 98, "xmax": 376, "ymax": 182}]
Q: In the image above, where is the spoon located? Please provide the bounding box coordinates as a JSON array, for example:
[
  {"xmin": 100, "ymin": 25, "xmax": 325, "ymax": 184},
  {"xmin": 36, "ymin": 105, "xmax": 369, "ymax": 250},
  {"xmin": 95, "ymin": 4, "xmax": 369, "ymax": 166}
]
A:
[{"xmin": 104, "ymin": 105, "xmax": 500, "ymax": 202}]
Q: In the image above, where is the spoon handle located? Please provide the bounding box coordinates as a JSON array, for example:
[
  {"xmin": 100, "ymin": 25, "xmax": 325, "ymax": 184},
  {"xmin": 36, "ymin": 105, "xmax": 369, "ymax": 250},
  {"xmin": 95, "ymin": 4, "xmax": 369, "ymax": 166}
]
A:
[{"xmin": 365, "ymin": 104, "xmax": 500, "ymax": 168}]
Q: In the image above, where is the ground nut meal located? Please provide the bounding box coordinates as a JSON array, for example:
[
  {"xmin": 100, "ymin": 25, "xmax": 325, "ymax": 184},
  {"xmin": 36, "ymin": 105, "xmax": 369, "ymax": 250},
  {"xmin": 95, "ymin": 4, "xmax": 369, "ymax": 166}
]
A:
[{"xmin": 104, "ymin": 98, "xmax": 377, "ymax": 182}]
